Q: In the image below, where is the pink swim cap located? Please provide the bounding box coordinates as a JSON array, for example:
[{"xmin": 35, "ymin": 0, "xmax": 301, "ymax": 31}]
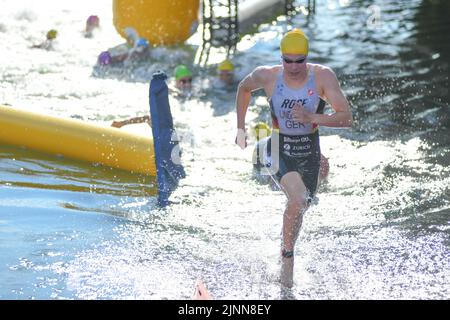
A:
[{"xmin": 86, "ymin": 15, "xmax": 100, "ymax": 27}]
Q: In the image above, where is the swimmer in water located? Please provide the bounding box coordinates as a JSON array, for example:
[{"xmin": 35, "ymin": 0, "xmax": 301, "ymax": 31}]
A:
[
  {"xmin": 84, "ymin": 15, "xmax": 100, "ymax": 38},
  {"xmin": 97, "ymin": 27, "xmax": 149, "ymax": 65},
  {"xmin": 31, "ymin": 29, "xmax": 57, "ymax": 50},
  {"xmin": 217, "ymin": 59, "xmax": 235, "ymax": 87}
]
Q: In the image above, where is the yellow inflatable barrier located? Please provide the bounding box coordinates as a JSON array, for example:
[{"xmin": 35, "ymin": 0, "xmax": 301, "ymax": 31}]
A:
[
  {"xmin": 0, "ymin": 105, "xmax": 155, "ymax": 176},
  {"xmin": 113, "ymin": 0, "xmax": 200, "ymax": 45}
]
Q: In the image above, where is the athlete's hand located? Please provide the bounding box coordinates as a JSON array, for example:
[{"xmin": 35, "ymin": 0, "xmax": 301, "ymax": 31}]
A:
[
  {"xmin": 292, "ymin": 103, "xmax": 313, "ymax": 124},
  {"xmin": 192, "ymin": 279, "xmax": 213, "ymax": 300},
  {"xmin": 235, "ymin": 128, "xmax": 247, "ymax": 149}
]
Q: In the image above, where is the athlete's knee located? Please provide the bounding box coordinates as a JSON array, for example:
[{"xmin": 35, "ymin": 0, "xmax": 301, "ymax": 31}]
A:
[{"xmin": 286, "ymin": 196, "xmax": 308, "ymax": 212}]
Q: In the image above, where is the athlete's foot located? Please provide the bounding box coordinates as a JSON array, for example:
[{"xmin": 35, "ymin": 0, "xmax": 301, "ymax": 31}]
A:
[
  {"xmin": 280, "ymin": 285, "xmax": 296, "ymax": 300},
  {"xmin": 280, "ymin": 255, "xmax": 294, "ymax": 288}
]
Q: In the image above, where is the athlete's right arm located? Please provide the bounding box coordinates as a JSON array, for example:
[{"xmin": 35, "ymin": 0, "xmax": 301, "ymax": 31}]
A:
[{"xmin": 235, "ymin": 67, "xmax": 269, "ymax": 149}]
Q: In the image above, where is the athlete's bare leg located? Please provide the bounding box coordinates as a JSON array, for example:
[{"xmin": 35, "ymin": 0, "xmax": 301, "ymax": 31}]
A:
[{"xmin": 279, "ymin": 171, "xmax": 309, "ymax": 288}]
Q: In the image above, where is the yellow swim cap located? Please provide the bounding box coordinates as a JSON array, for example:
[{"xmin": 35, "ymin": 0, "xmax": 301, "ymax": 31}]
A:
[
  {"xmin": 46, "ymin": 29, "xmax": 58, "ymax": 40},
  {"xmin": 252, "ymin": 122, "xmax": 271, "ymax": 141},
  {"xmin": 217, "ymin": 59, "xmax": 234, "ymax": 72},
  {"xmin": 280, "ymin": 29, "xmax": 309, "ymax": 55}
]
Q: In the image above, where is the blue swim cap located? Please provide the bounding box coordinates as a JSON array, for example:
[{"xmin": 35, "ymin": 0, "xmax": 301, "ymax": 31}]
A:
[{"xmin": 136, "ymin": 38, "xmax": 149, "ymax": 49}]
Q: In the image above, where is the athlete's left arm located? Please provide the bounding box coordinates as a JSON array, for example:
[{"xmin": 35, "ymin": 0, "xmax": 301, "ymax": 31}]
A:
[{"xmin": 295, "ymin": 67, "xmax": 353, "ymax": 128}]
